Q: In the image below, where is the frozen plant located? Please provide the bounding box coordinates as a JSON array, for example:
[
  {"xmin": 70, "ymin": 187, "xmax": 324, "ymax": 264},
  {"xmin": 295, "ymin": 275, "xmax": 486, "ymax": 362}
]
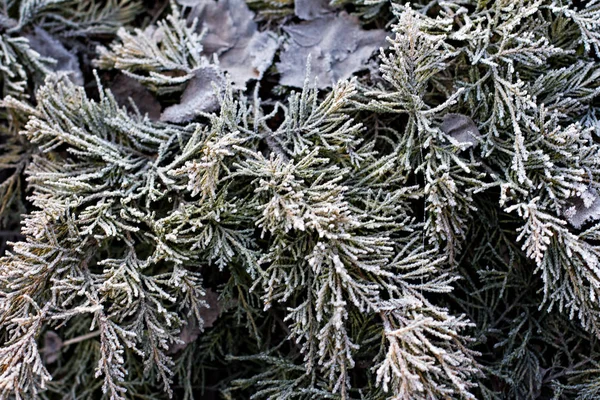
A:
[{"xmin": 0, "ymin": 1, "xmax": 600, "ymax": 399}]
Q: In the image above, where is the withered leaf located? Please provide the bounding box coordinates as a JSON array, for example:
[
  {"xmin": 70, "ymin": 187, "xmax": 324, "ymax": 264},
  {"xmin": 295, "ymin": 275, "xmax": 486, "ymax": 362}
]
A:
[
  {"xmin": 109, "ymin": 74, "xmax": 162, "ymax": 121},
  {"xmin": 26, "ymin": 26, "xmax": 83, "ymax": 85},
  {"xmin": 182, "ymin": 0, "xmax": 278, "ymax": 89},
  {"xmin": 294, "ymin": 0, "xmax": 334, "ymax": 20},
  {"xmin": 43, "ymin": 331, "xmax": 63, "ymax": 364},
  {"xmin": 277, "ymin": 12, "xmax": 387, "ymax": 89},
  {"xmin": 167, "ymin": 288, "xmax": 222, "ymax": 354},
  {"xmin": 440, "ymin": 113, "xmax": 481, "ymax": 148},
  {"xmin": 185, "ymin": 0, "xmax": 249, "ymax": 55},
  {"xmin": 200, "ymin": 288, "xmax": 221, "ymax": 328},
  {"xmin": 217, "ymin": 30, "xmax": 278, "ymax": 88},
  {"xmin": 160, "ymin": 65, "xmax": 225, "ymax": 123}
]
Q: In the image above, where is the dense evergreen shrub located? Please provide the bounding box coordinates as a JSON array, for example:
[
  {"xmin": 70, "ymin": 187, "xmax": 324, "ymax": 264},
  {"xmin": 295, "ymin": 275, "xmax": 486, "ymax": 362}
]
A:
[{"xmin": 1, "ymin": 0, "xmax": 600, "ymax": 399}]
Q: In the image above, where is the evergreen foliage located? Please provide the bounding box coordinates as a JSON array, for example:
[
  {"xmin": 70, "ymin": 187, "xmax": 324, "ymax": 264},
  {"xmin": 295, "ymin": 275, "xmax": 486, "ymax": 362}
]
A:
[{"xmin": 1, "ymin": 0, "xmax": 600, "ymax": 399}]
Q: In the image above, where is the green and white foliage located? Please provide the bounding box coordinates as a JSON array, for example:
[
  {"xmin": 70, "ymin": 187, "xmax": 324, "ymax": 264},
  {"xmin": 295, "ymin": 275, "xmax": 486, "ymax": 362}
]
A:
[
  {"xmin": 13, "ymin": 0, "xmax": 140, "ymax": 36},
  {"xmin": 451, "ymin": 204, "xmax": 600, "ymax": 400},
  {"xmin": 0, "ymin": 34, "xmax": 48, "ymax": 99},
  {"xmin": 2, "ymin": 0, "xmax": 600, "ymax": 399},
  {"xmin": 359, "ymin": 0, "xmax": 600, "ymax": 339},
  {"xmin": 0, "ymin": 0, "xmax": 141, "ymax": 240},
  {"xmin": 363, "ymin": 5, "xmax": 487, "ymax": 263},
  {"xmin": 231, "ymin": 78, "xmax": 478, "ymax": 398},
  {"xmin": 0, "ymin": 75, "xmax": 212, "ymax": 399},
  {"xmin": 96, "ymin": 5, "xmax": 208, "ymax": 94},
  {"xmin": 433, "ymin": 0, "xmax": 600, "ymax": 338},
  {"xmin": 0, "ymin": 32, "xmax": 48, "ymax": 230},
  {"xmin": 0, "ymin": 0, "xmax": 140, "ymax": 100},
  {"xmin": 356, "ymin": 0, "xmax": 600, "ymax": 397},
  {"xmin": 0, "ymin": 62, "xmax": 479, "ymax": 397}
]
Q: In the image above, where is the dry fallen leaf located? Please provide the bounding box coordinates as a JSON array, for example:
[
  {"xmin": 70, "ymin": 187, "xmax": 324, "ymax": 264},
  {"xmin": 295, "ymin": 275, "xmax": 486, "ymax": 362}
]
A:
[
  {"xmin": 440, "ymin": 113, "xmax": 482, "ymax": 148},
  {"xmin": 109, "ymin": 74, "xmax": 162, "ymax": 121},
  {"xmin": 200, "ymin": 288, "xmax": 221, "ymax": 328},
  {"xmin": 186, "ymin": 0, "xmax": 246, "ymax": 54},
  {"xmin": 216, "ymin": 30, "xmax": 279, "ymax": 89},
  {"xmin": 294, "ymin": 0, "xmax": 334, "ymax": 20},
  {"xmin": 26, "ymin": 26, "xmax": 83, "ymax": 85},
  {"xmin": 182, "ymin": 0, "xmax": 278, "ymax": 89},
  {"xmin": 277, "ymin": 12, "xmax": 387, "ymax": 88},
  {"xmin": 167, "ymin": 288, "xmax": 222, "ymax": 354},
  {"xmin": 43, "ymin": 331, "xmax": 63, "ymax": 364},
  {"xmin": 160, "ymin": 65, "xmax": 225, "ymax": 123}
]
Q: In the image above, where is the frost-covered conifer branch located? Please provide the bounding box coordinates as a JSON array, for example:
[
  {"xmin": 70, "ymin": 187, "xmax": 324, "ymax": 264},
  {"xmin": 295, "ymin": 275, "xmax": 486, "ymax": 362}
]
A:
[
  {"xmin": 96, "ymin": 4, "xmax": 207, "ymax": 93},
  {"xmin": 0, "ymin": 115, "xmax": 29, "ymax": 229},
  {"xmin": 362, "ymin": 5, "xmax": 486, "ymax": 263},
  {"xmin": 11, "ymin": 0, "xmax": 140, "ymax": 36},
  {"xmin": 0, "ymin": 35, "xmax": 50, "ymax": 99},
  {"xmin": 228, "ymin": 74, "xmax": 479, "ymax": 397},
  {"xmin": 1, "ymin": 0, "xmax": 600, "ymax": 398},
  {"xmin": 38, "ymin": 0, "xmax": 142, "ymax": 37},
  {"xmin": 392, "ymin": 0, "xmax": 600, "ymax": 340},
  {"xmin": 0, "ymin": 75, "xmax": 220, "ymax": 398}
]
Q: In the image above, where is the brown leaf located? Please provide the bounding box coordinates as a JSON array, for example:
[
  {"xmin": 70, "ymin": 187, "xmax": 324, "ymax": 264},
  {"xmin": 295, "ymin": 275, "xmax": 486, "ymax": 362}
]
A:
[
  {"xmin": 109, "ymin": 74, "xmax": 162, "ymax": 121},
  {"xmin": 26, "ymin": 27, "xmax": 83, "ymax": 85},
  {"xmin": 160, "ymin": 65, "xmax": 225, "ymax": 123},
  {"xmin": 43, "ymin": 331, "xmax": 63, "ymax": 364},
  {"xmin": 440, "ymin": 113, "xmax": 481, "ymax": 148},
  {"xmin": 181, "ymin": 0, "xmax": 278, "ymax": 89},
  {"xmin": 277, "ymin": 12, "xmax": 387, "ymax": 88},
  {"xmin": 200, "ymin": 288, "xmax": 221, "ymax": 328},
  {"xmin": 167, "ymin": 289, "xmax": 222, "ymax": 354}
]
